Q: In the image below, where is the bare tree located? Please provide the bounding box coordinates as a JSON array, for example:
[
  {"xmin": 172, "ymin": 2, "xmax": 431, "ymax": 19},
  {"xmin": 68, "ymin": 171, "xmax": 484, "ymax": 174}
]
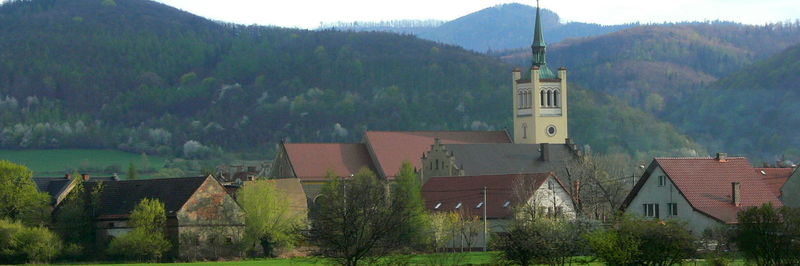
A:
[
  {"xmin": 565, "ymin": 151, "xmax": 638, "ymax": 220},
  {"xmin": 308, "ymin": 168, "xmax": 412, "ymax": 266}
]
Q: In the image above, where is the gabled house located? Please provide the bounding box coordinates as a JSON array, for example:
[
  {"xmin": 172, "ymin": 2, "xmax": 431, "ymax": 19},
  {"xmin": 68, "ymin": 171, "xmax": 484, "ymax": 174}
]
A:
[
  {"xmin": 62, "ymin": 176, "xmax": 245, "ymax": 260},
  {"xmin": 33, "ymin": 174, "xmax": 118, "ymax": 206},
  {"xmin": 268, "ymin": 131, "xmax": 512, "ymax": 202},
  {"xmin": 621, "ymin": 154, "xmax": 783, "ymax": 235},
  {"xmin": 781, "ymin": 168, "xmax": 800, "ymax": 207},
  {"xmin": 422, "ymin": 172, "xmax": 575, "ymax": 249}
]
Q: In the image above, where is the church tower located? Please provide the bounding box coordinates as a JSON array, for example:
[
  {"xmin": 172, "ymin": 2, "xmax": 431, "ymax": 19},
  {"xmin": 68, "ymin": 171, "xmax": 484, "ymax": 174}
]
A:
[{"xmin": 512, "ymin": 1, "xmax": 568, "ymax": 144}]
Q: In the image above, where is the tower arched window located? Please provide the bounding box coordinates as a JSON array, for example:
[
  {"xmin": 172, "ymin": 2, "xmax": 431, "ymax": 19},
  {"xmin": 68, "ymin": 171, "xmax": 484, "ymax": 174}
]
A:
[
  {"xmin": 546, "ymin": 90, "xmax": 552, "ymax": 107},
  {"xmin": 541, "ymin": 90, "xmax": 546, "ymax": 106},
  {"xmin": 523, "ymin": 123, "xmax": 528, "ymax": 139},
  {"xmin": 518, "ymin": 91, "xmax": 523, "ymax": 107},
  {"xmin": 522, "ymin": 91, "xmax": 527, "ymax": 108},
  {"xmin": 553, "ymin": 90, "xmax": 559, "ymax": 107},
  {"xmin": 527, "ymin": 91, "xmax": 533, "ymax": 108}
]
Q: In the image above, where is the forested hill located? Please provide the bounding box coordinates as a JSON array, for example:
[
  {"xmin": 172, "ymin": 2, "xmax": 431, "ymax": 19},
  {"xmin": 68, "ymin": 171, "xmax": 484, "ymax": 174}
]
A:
[
  {"xmin": 497, "ymin": 23, "xmax": 800, "ymax": 110},
  {"xmin": 0, "ymin": 0, "xmax": 702, "ymax": 160},
  {"xmin": 666, "ymin": 44, "xmax": 800, "ymax": 162}
]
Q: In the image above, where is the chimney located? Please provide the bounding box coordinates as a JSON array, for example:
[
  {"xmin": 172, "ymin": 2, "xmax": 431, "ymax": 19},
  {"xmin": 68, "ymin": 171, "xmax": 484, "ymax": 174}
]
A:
[
  {"xmin": 732, "ymin": 182, "xmax": 741, "ymax": 207},
  {"xmin": 716, "ymin": 153, "xmax": 728, "ymax": 162},
  {"xmin": 81, "ymin": 174, "xmax": 90, "ymax": 181},
  {"xmin": 540, "ymin": 143, "xmax": 551, "ymax": 161}
]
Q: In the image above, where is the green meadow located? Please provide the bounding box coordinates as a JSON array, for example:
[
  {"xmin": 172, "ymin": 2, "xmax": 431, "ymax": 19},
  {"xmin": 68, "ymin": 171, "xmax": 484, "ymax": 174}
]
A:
[{"xmin": 0, "ymin": 149, "xmax": 166, "ymax": 178}]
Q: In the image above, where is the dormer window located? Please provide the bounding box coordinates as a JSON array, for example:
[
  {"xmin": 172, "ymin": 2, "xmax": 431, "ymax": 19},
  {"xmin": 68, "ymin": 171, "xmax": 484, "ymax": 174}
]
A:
[
  {"xmin": 455, "ymin": 202, "xmax": 462, "ymax": 209},
  {"xmin": 503, "ymin": 201, "xmax": 511, "ymax": 208},
  {"xmin": 476, "ymin": 202, "xmax": 484, "ymax": 209},
  {"xmin": 434, "ymin": 203, "xmax": 442, "ymax": 209}
]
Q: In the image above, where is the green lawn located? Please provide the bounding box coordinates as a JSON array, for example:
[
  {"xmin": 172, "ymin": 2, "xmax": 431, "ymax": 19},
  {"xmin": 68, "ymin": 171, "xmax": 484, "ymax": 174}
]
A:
[
  {"xmin": 0, "ymin": 149, "xmax": 166, "ymax": 179},
  {"xmin": 82, "ymin": 253, "xmax": 749, "ymax": 265}
]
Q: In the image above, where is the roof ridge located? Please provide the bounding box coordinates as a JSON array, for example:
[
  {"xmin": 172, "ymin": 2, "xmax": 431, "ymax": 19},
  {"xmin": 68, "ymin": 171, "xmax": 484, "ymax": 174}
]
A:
[
  {"xmin": 655, "ymin": 156, "xmax": 747, "ymax": 160},
  {"xmin": 366, "ymin": 130, "xmax": 507, "ymax": 133},
  {"xmin": 285, "ymin": 142, "xmax": 362, "ymax": 145},
  {"xmin": 94, "ymin": 176, "xmax": 207, "ymax": 183}
]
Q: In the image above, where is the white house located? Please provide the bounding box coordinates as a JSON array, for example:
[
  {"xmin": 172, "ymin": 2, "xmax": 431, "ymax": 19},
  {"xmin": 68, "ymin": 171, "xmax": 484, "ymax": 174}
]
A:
[
  {"xmin": 621, "ymin": 153, "xmax": 783, "ymax": 235},
  {"xmin": 422, "ymin": 172, "xmax": 575, "ymax": 250}
]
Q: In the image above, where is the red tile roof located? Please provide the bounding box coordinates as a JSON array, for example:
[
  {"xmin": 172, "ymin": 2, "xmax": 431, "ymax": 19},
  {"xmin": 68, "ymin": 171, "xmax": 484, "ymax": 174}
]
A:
[
  {"xmin": 422, "ymin": 173, "xmax": 561, "ymax": 219},
  {"xmin": 755, "ymin": 167, "xmax": 795, "ymax": 198},
  {"xmin": 624, "ymin": 157, "xmax": 783, "ymax": 224},
  {"xmin": 283, "ymin": 143, "xmax": 376, "ymax": 181},
  {"xmin": 364, "ymin": 131, "xmax": 511, "ymax": 179}
]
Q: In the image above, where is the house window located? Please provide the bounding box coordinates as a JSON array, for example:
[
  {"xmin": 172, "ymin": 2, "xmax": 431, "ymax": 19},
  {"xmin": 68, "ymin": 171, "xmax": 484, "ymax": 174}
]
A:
[
  {"xmin": 667, "ymin": 203, "xmax": 678, "ymax": 216},
  {"xmin": 643, "ymin": 203, "xmax": 659, "ymax": 218},
  {"xmin": 547, "ymin": 181, "xmax": 553, "ymax": 190},
  {"xmin": 476, "ymin": 202, "xmax": 484, "ymax": 209},
  {"xmin": 658, "ymin": 176, "xmax": 666, "ymax": 187},
  {"xmin": 455, "ymin": 202, "xmax": 462, "ymax": 209},
  {"xmin": 503, "ymin": 201, "xmax": 511, "ymax": 208},
  {"xmin": 434, "ymin": 203, "xmax": 442, "ymax": 209}
]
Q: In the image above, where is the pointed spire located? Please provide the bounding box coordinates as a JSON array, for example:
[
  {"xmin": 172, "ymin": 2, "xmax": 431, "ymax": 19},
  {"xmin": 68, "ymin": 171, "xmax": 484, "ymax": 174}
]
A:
[{"xmin": 531, "ymin": 0, "xmax": 556, "ymax": 79}]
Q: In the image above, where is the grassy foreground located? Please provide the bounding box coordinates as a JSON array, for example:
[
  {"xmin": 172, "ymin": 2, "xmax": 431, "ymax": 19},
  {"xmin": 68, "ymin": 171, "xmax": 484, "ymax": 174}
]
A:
[
  {"xmin": 83, "ymin": 252, "xmax": 751, "ymax": 266},
  {"xmin": 0, "ymin": 149, "xmax": 166, "ymax": 178}
]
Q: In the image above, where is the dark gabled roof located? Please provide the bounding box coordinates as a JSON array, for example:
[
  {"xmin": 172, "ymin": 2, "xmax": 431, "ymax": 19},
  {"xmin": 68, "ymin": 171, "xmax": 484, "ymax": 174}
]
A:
[
  {"xmin": 442, "ymin": 143, "xmax": 577, "ymax": 179},
  {"xmin": 84, "ymin": 176, "xmax": 208, "ymax": 219},
  {"xmin": 283, "ymin": 143, "xmax": 377, "ymax": 181},
  {"xmin": 422, "ymin": 173, "xmax": 562, "ymax": 219},
  {"xmin": 622, "ymin": 157, "xmax": 782, "ymax": 224},
  {"xmin": 364, "ymin": 131, "xmax": 512, "ymax": 179},
  {"xmin": 34, "ymin": 175, "xmax": 119, "ymax": 204},
  {"xmin": 33, "ymin": 177, "xmax": 72, "ymax": 204}
]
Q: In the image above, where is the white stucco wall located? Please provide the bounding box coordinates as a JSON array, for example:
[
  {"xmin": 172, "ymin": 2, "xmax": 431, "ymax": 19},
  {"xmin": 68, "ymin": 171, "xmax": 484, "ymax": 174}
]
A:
[
  {"xmin": 529, "ymin": 176, "xmax": 577, "ymax": 219},
  {"xmin": 624, "ymin": 166, "xmax": 722, "ymax": 235}
]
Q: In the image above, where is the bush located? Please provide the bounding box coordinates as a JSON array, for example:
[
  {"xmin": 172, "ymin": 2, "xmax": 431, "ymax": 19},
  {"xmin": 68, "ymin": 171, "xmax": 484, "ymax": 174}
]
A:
[
  {"xmin": 587, "ymin": 216, "xmax": 696, "ymax": 266},
  {"xmin": 734, "ymin": 203, "xmax": 800, "ymax": 265},
  {"xmin": 12, "ymin": 226, "xmax": 62, "ymax": 263},
  {"xmin": 106, "ymin": 229, "xmax": 171, "ymax": 262},
  {"xmin": 492, "ymin": 218, "xmax": 595, "ymax": 266},
  {"xmin": 0, "ymin": 219, "xmax": 61, "ymax": 263}
]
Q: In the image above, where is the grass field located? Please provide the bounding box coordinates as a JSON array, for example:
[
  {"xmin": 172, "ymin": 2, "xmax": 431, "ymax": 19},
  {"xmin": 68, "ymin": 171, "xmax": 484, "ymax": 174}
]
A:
[
  {"xmin": 0, "ymin": 149, "xmax": 166, "ymax": 178},
  {"xmin": 85, "ymin": 253, "xmax": 749, "ymax": 266}
]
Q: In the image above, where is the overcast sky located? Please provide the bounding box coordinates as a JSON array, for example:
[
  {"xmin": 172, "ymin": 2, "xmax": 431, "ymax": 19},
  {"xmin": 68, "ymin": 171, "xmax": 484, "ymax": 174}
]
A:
[
  {"xmin": 146, "ymin": 0, "xmax": 798, "ymax": 29},
  {"xmin": 1, "ymin": 0, "xmax": 797, "ymax": 28}
]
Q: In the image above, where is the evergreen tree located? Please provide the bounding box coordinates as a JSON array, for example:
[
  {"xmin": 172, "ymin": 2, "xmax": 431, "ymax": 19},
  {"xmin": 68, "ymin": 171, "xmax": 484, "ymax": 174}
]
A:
[
  {"xmin": 127, "ymin": 163, "xmax": 138, "ymax": 180},
  {"xmin": 391, "ymin": 161, "xmax": 430, "ymax": 250}
]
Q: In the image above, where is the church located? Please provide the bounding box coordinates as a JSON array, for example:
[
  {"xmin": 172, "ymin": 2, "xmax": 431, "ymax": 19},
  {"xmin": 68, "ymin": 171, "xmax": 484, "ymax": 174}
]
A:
[{"xmin": 268, "ymin": 3, "xmax": 581, "ymax": 205}]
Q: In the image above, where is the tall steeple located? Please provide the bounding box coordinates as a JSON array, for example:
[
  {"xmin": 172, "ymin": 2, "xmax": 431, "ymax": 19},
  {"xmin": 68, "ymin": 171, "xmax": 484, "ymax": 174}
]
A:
[{"xmin": 531, "ymin": 0, "xmax": 556, "ymax": 79}]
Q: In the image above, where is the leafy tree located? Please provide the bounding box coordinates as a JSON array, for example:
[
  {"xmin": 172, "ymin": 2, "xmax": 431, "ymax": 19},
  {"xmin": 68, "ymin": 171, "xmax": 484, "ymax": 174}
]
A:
[
  {"xmin": 308, "ymin": 168, "xmax": 410, "ymax": 266},
  {"xmin": 238, "ymin": 180, "xmax": 306, "ymax": 257},
  {"xmin": 52, "ymin": 177, "xmax": 101, "ymax": 258},
  {"xmin": 0, "ymin": 160, "xmax": 50, "ymax": 225},
  {"xmin": 735, "ymin": 203, "xmax": 800, "ymax": 265},
  {"xmin": 107, "ymin": 198, "xmax": 171, "ymax": 261},
  {"xmin": 390, "ymin": 161, "xmax": 430, "ymax": 250},
  {"xmin": 127, "ymin": 163, "xmax": 138, "ymax": 180}
]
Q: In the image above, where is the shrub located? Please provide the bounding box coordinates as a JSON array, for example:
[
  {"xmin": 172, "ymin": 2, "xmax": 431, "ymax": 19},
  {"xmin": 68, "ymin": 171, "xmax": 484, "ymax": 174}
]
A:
[
  {"xmin": 586, "ymin": 216, "xmax": 696, "ymax": 266},
  {"xmin": 12, "ymin": 226, "xmax": 62, "ymax": 263},
  {"xmin": 107, "ymin": 229, "xmax": 171, "ymax": 262},
  {"xmin": 493, "ymin": 218, "xmax": 594, "ymax": 266},
  {"xmin": 0, "ymin": 219, "xmax": 61, "ymax": 263},
  {"xmin": 734, "ymin": 203, "xmax": 800, "ymax": 265}
]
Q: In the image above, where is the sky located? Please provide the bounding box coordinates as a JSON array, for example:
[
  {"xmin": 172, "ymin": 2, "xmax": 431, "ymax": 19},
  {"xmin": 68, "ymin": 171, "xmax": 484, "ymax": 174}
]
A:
[
  {"xmin": 143, "ymin": 0, "xmax": 798, "ymax": 29},
  {"xmin": 0, "ymin": 0, "xmax": 796, "ymax": 28}
]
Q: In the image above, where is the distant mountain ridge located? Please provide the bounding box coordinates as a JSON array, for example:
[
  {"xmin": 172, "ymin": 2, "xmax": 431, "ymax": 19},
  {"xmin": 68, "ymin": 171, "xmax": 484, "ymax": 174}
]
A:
[{"xmin": 319, "ymin": 3, "xmax": 637, "ymax": 52}]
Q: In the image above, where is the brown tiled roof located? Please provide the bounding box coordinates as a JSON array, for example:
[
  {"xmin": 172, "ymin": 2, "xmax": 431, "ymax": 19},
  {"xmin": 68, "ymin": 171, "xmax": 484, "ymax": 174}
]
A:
[
  {"xmin": 364, "ymin": 131, "xmax": 511, "ymax": 179},
  {"xmin": 623, "ymin": 157, "xmax": 782, "ymax": 224},
  {"xmin": 422, "ymin": 173, "xmax": 560, "ymax": 219},
  {"xmin": 284, "ymin": 143, "xmax": 376, "ymax": 181},
  {"xmin": 755, "ymin": 167, "xmax": 795, "ymax": 198}
]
